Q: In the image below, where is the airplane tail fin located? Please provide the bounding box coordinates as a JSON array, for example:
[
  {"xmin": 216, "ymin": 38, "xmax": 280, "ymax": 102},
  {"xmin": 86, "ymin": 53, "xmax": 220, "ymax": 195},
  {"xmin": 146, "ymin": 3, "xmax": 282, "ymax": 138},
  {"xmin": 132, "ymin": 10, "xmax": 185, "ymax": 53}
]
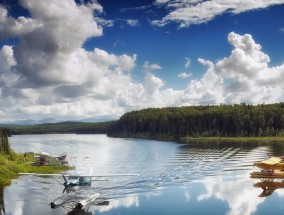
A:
[{"xmin": 264, "ymin": 153, "xmax": 271, "ymax": 159}]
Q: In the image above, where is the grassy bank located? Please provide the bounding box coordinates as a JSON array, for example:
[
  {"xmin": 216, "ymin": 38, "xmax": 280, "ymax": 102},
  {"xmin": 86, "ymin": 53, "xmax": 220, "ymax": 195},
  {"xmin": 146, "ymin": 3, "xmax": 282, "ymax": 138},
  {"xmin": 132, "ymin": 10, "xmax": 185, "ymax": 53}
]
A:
[
  {"xmin": 0, "ymin": 151, "xmax": 73, "ymax": 186},
  {"xmin": 110, "ymin": 132, "xmax": 284, "ymax": 143}
]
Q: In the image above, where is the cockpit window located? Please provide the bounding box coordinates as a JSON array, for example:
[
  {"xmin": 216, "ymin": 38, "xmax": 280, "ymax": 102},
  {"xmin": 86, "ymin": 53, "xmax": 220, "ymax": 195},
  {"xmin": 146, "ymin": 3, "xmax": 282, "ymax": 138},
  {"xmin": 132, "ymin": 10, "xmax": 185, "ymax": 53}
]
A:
[
  {"xmin": 69, "ymin": 176, "xmax": 79, "ymax": 180},
  {"xmin": 79, "ymin": 177, "xmax": 91, "ymax": 186}
]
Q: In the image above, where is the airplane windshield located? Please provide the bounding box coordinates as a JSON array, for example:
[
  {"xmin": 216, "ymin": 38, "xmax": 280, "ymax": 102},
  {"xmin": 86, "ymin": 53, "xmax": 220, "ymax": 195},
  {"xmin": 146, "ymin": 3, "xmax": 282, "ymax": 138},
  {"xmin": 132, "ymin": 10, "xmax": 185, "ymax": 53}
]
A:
[
  {"xmin": 68, "ymin": 176, "xmax": 79, "ymax": 180},
  {"xmin": 79, "ymin": 177, "xmax": 91, "ymax": 186}
]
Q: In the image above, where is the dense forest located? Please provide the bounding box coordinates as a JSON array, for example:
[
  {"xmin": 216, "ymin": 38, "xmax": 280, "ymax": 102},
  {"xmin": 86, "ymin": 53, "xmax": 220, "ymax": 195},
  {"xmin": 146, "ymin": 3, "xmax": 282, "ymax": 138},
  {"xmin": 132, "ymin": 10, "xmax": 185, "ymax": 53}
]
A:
[
  {"xmin": 107, "ymin": 103, "xmax": 284, "ymax": 138},
  {"xmin": 2, "ymin": 121, "xmax": 114, "ymax": 135}
]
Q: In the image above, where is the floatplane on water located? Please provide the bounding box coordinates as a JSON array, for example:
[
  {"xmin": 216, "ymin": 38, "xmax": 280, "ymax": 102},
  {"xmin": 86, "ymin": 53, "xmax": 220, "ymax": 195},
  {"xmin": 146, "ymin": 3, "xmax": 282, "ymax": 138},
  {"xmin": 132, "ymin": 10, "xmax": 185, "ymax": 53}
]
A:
[
  {"xmin": 19, "ymin": 172, "xmax": 138, "ymax": 213},
  {"xmin": 251, "ymin": 154, "xmax": 284, "ymax": 178}
]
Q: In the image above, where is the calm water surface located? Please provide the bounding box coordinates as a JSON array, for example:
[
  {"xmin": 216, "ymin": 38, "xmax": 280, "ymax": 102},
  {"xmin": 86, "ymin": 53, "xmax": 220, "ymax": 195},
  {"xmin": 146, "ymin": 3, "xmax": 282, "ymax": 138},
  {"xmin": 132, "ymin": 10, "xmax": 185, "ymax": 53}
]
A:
[{"xmin": 2, "ymin": 134, "xmax": 284, "ymax": 215}]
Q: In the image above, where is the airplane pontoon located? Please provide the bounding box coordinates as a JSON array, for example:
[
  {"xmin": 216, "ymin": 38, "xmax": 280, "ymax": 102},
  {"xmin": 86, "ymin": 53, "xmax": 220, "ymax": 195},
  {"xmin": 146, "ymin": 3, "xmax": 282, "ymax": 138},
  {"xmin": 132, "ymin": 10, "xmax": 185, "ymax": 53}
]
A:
[{"xmin": 50, "ymin": 190, "xmax": 101, "ymax": 214}]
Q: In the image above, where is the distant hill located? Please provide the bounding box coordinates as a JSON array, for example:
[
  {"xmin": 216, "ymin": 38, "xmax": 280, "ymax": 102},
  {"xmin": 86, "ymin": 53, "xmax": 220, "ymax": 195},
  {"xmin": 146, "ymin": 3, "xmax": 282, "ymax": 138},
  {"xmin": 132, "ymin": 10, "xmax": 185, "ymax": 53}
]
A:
[
  {"xmin": 0, "ymin": 118, "xmax": 61, "ymax": 126},
  {"xmin": 0, "ymin": 117, "xmax": 111, "ymax": 126},
  {"xmin": 1, "ymin": 121, "xmax": 114, "ymax": 135}
]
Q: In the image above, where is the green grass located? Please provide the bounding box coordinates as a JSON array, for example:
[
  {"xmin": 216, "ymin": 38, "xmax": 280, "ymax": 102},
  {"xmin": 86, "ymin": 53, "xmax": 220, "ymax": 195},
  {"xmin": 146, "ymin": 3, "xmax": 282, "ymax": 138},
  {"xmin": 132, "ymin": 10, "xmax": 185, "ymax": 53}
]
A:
[{"xmin": 0, "ymin": 151, "xmax": 73, "ymax": 186}]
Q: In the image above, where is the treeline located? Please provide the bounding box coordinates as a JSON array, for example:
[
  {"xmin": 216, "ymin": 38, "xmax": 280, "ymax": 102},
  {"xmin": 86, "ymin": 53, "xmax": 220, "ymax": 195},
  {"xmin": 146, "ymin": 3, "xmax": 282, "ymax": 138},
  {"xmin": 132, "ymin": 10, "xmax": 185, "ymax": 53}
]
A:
[
  {"xmin": 2, "ymin": 121, "xmax": 114, "ymax": 135},
  {"xmin": 75, "ymin": 121, "xmax": 114, "ymax": 134},
  {"xmin": 0, "ymin": 128, "xmax": 10, "ymax": 155},
  {"xmin": 107, "ymin": 103, "xmax": 284, "ymax": 138}
]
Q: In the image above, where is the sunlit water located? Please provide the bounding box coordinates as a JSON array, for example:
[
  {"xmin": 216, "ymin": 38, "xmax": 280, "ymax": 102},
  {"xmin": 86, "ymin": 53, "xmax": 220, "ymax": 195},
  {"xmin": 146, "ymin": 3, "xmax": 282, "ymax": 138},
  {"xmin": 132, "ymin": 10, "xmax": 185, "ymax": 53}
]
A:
[{"xmin": 2, "ymin": 134, "xmax": 284, "ymax": 215}]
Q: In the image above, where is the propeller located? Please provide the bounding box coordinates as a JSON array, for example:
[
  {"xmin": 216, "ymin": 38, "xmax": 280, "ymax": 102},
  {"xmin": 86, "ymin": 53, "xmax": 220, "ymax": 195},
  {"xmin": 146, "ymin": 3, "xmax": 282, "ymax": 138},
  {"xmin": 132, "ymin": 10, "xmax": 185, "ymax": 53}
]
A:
[{"xmin": 62, "ymin": 175, "xmax": 68, "ymax": 193}]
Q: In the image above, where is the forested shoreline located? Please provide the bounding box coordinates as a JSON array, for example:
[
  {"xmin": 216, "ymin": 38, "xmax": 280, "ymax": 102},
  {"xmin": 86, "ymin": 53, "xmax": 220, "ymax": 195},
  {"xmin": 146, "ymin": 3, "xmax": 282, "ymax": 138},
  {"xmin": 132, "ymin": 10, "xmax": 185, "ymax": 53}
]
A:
[
  {"xmin": 3, "ymin": 103, "xmax": 284, "ymax": 139},
  {"xmin": 107, "ymin": 103, "xmax": 284, "ymax": 138}
]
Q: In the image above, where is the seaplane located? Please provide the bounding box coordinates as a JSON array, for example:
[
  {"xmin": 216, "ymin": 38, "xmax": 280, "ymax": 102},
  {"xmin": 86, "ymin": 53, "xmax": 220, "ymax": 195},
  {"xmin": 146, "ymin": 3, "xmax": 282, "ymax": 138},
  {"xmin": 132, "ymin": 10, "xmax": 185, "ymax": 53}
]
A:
[
  {"xmin": 25, "ymin": 151, "xmax": 68, "ymax": 166},
  {"xmin": 251, "ymin": 154, "xmax": 284, "ymax": 178},
  {"xmin": 18, "ymin": 172, "xmax": 138, "ymax": 213}
]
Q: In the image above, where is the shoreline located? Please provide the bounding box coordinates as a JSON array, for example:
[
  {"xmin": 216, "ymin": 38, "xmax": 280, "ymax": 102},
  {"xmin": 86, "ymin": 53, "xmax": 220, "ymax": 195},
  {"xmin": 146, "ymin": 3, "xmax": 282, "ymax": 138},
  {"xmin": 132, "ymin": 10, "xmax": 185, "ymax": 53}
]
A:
[
  {"xmin": 0, "ymin": 151, "xmax": 73, "ymax": 187},
  {"xmin": 108, "ymin": 133, "xmax": 284, "ymax": 144}
]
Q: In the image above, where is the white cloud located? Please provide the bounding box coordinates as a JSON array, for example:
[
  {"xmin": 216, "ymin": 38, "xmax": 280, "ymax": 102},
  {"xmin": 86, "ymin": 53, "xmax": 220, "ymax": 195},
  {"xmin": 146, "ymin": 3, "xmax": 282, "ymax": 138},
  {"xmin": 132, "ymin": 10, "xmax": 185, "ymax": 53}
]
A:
[
  {"xmin": 143, "ymin": 61, "xmax": 162, "ymax": 71},
  {"xmin": 280, "ymin": 28, "xmax": 284, "ymax": 33},
  {"xmin": 215, "ymin": 32, "xmax": 284, "ymax": 104},
  {"xmin": 127, "ymin": 19, "xmax": 140, "ymax": 27},
  {"xmin": 152, "ymin": 0, "xmax": 284, "ymax": 28},
  {"xmin": 184, "ymin": 57, "xmax": 191, "ymax": 69},
  {"xmin": 155, "ymin": 0, "xmax": 171, "ymax": 4},
  {"xmin": 114, "ymin": 19, "xmax": 140, "ymax": 27},
  {"xmin": 178, "ymin": 72, "xmax": 192, "ymax": 78},
  {"xmin": 197, "ymin": 176, "xmax": 264, "ymax": 215},
  {"xmin": 0, "ymin": 5, "xmax": 41, "ymax": 39}
]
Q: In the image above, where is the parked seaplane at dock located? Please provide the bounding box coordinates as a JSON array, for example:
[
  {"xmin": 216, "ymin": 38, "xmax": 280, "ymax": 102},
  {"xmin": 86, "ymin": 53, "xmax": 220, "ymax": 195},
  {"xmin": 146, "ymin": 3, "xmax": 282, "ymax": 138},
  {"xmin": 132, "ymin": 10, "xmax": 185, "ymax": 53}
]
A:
[
  {"xmin": 251, "ymin": 153, "xmax": 284, "ymax": 178},
  {"xmin": 24, "ymin": 151, "xmax": 68, "ymax": 166},
  {"xmin": 18, "ymin": 172, "xmax": 138, "ymax": 213}
]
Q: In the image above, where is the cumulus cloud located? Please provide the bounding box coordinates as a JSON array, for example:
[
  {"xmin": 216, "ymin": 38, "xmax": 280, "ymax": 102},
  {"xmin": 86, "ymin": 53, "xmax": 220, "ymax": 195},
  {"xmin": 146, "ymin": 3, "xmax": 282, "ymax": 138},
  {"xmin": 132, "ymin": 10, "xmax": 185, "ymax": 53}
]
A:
[
  {"xmin": 11, "ymin": 0, "xmax": 104, "ymax": 87},
  {"xmin": 0, "ymin": 0, "xmax": 284, "ymax": 122},
  {"xmin": 152, "ymin": 0, "xmax": 284, "ymax": 28},
  {"xmin": 215, "ymin": 32, "xmax": 283, "ymax": 104},
  {"xmin": 0, "ymin": 5, "xmax": 41, "ymax": 39}
]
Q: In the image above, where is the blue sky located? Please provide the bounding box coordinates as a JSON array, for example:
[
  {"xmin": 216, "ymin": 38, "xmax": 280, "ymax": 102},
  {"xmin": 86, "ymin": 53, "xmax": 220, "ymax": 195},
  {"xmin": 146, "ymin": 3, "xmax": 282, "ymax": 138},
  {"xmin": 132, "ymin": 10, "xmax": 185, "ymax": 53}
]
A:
[{"xmin": 0, "ymin": 0, "xmax": 284, "ymax": 122}]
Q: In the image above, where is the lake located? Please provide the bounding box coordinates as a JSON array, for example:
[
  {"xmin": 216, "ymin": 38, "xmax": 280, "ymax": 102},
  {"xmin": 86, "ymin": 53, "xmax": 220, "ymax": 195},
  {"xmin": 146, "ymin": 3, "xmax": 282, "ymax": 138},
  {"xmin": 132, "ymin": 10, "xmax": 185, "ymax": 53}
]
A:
[{"xmin": 2, "ymin": 134, "xmax": 284, "ymax": 215}]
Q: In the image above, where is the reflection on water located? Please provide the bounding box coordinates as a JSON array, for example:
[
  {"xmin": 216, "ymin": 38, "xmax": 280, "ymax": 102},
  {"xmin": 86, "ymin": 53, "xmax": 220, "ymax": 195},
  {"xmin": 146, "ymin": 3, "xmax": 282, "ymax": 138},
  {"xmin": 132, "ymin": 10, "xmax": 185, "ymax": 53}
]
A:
[
  {"xmin": 253, "ymin": 179, "xmax": 284, "ymax": 197},
  {"xmin": 5, "ymin": 134, "xmax": 284, "ymax": 214},
  {"xmin": 0, "ymin": 187, "xmax": 4, "ymax": 215}
]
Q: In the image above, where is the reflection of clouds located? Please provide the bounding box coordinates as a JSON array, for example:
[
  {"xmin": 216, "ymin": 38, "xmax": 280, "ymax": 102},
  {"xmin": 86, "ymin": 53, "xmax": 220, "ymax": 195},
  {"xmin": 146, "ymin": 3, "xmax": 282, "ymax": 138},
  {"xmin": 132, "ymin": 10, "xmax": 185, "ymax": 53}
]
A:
[
  {"xmin": 184, "ymin": 191, "xmax": 190, "ymax": 202},
  {"xmin": 5, "ymin": 177, "xmax": 65, "ymax": 215},
  {"xmin": 276, "ymin": 189, "xmax": 284, "ymax": 196},
  {"xmin": 197, "ymin": 174, "xmax": 265, "ymax": 215},
  {"xmin": 96, "ymin": 195, "xmax": 139, "ymax": 212},
  {"xmin": 5, "ymin": 187, "xmax": 24, "ymax": 215}
]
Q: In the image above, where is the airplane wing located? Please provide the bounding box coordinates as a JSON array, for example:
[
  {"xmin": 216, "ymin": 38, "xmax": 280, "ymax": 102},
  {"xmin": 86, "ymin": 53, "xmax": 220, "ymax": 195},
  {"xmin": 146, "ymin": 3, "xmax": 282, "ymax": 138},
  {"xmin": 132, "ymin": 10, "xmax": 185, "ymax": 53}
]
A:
[
  {"xmin": 68, "ymin": 174, "xmax": 139, "ymax": 177},
  {"xmin": 260, "ymin": 157, "xmax": 282, "ymax": 165},
  {"xmin": 18, "ymin": 173, "xmax": 138, "ymax": 177},
  {"xmin": 19, "ymin": 173, "xmax": 63, "ymax": 176}
]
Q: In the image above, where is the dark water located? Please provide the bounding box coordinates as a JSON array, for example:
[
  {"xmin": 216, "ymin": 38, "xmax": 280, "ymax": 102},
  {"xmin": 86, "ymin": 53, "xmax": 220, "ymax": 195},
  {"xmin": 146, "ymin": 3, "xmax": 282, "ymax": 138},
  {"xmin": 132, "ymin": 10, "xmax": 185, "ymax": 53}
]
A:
[{"xmin": 3, "ymin": 134, "xmax": 284, "ymax": 215}]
